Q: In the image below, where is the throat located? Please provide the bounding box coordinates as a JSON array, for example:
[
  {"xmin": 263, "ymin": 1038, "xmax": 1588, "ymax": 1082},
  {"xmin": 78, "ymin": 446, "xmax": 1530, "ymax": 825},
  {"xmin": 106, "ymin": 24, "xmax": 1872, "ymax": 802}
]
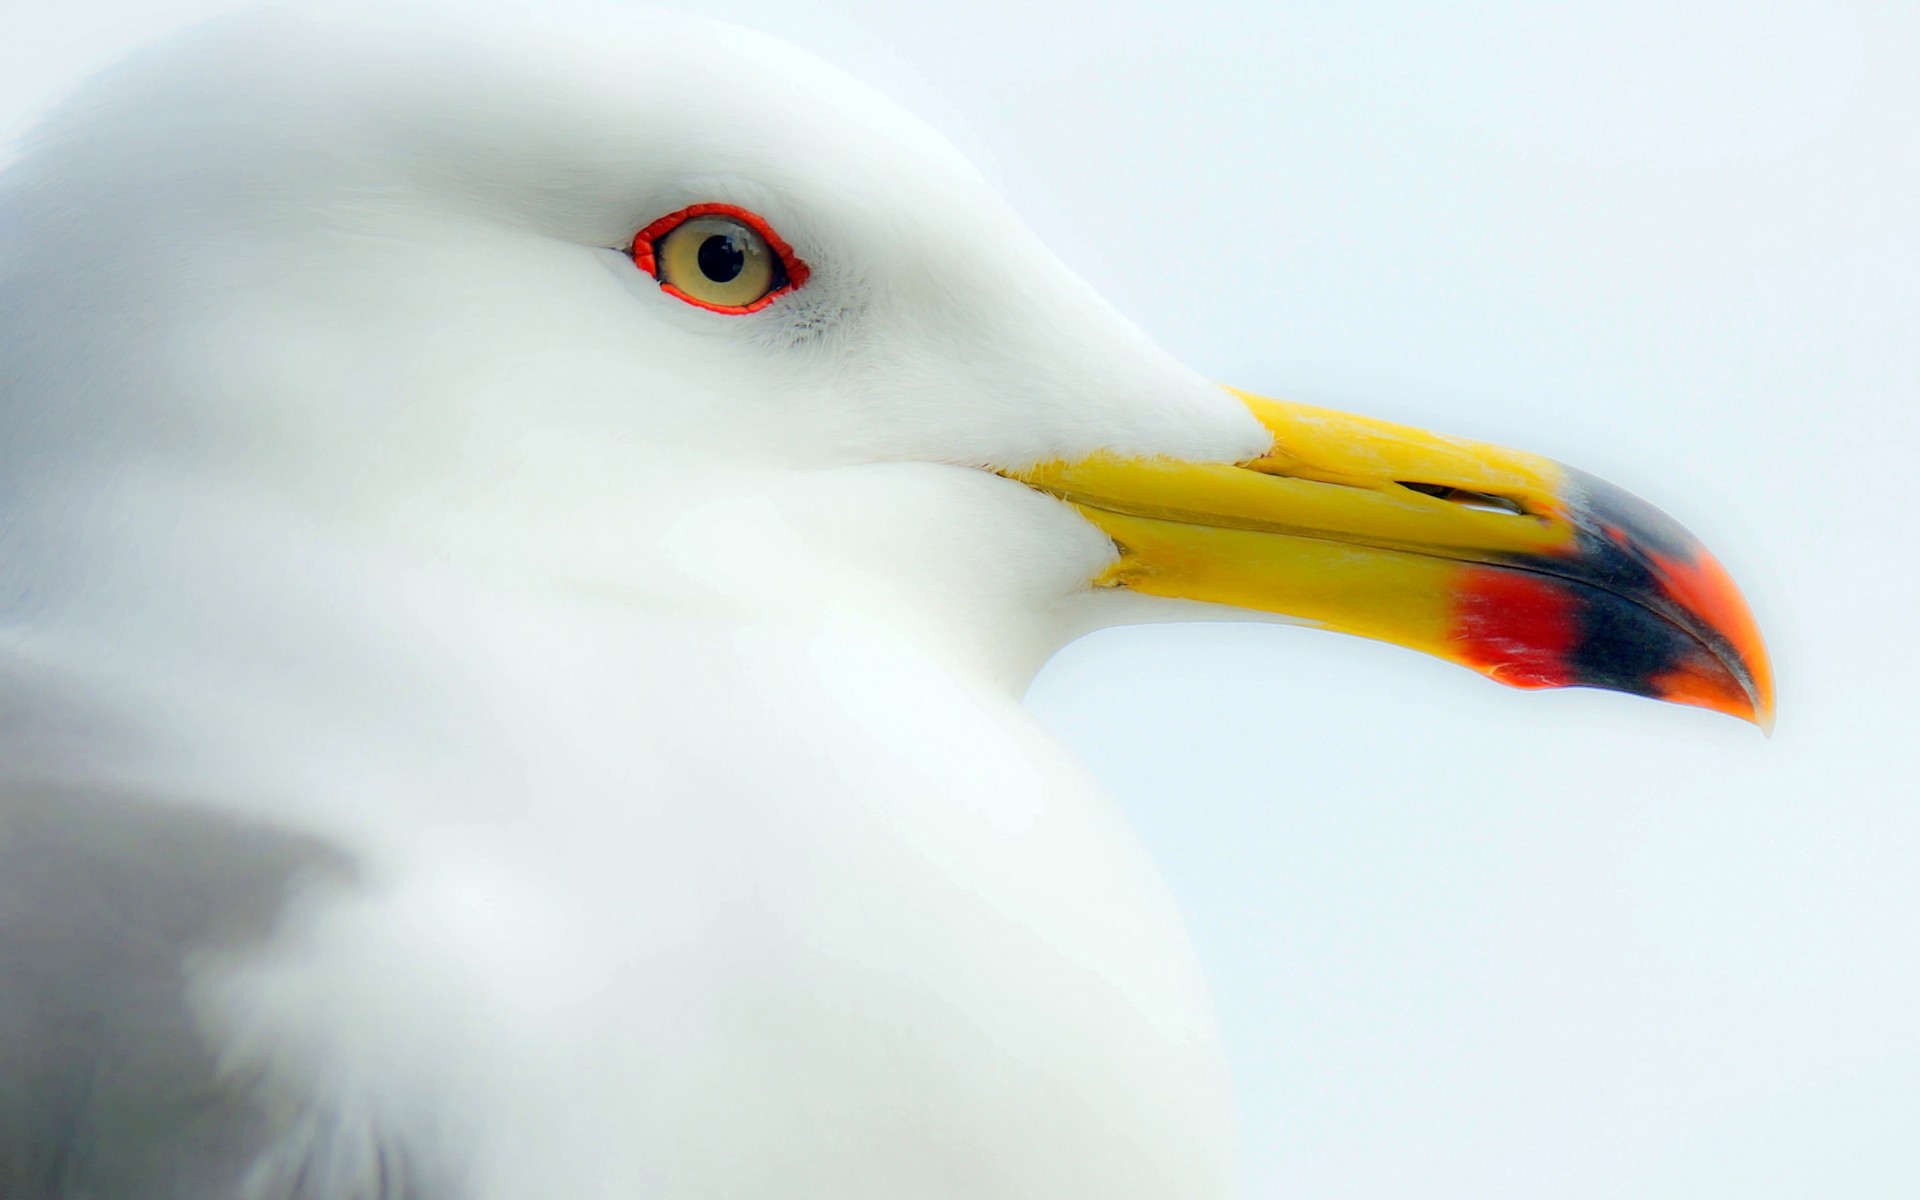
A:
[{"xmin": 0, "ymin": 457, "xmax": 1115, "ymax": 806}]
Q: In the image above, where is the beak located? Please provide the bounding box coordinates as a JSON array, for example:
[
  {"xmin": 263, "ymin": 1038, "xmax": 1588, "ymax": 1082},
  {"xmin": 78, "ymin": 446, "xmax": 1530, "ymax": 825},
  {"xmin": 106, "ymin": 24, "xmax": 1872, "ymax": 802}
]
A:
[{"xmin": 1014, "ymin": 389, "xmax": 1774, "ymax": 730}]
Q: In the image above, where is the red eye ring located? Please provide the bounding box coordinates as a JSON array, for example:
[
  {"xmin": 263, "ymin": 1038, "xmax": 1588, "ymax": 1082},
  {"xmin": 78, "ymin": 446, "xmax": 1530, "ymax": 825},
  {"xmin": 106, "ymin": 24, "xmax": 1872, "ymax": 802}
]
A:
[{"xmin": 632, "ymin": 203, "xmax": 810, "ymax": 314}]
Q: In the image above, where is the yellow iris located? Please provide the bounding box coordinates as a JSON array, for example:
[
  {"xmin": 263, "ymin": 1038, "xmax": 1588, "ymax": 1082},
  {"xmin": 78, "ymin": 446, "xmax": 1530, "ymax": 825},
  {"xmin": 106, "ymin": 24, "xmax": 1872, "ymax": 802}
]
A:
[{"xmin": 655, "ymin": 216, "xmax": 780, "ymax": 309}]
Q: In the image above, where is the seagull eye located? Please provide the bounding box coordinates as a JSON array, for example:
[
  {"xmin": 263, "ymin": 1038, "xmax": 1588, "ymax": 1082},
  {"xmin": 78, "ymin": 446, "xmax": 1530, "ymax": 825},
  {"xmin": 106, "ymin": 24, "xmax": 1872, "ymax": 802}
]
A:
[{"xmin": 631, "ymin": 204, "xmax": 809, "ymax": 314}]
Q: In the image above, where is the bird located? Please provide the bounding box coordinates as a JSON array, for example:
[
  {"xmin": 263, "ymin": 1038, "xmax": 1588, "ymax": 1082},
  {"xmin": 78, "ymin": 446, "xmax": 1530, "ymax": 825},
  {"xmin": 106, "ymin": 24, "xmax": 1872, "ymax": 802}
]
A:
[{"xmin": 0, "ymin": 4, "xmax": 1771, "ymax": 1198}]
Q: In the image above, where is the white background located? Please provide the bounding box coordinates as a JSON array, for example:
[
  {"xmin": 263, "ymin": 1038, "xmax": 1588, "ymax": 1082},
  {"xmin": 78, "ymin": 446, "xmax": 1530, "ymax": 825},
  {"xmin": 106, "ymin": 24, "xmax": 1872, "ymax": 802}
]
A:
[{"xmin": 6, "ymin": 1, "xmax": 1917, "ymax": 1195}]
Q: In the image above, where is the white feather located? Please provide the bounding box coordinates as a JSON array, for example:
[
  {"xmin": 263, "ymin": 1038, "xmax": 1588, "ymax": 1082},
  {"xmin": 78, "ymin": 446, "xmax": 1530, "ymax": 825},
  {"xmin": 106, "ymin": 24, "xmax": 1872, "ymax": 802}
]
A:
[{"xmin": 0, "ymin": 2, "xmax": 1282, "ymax": 1197}]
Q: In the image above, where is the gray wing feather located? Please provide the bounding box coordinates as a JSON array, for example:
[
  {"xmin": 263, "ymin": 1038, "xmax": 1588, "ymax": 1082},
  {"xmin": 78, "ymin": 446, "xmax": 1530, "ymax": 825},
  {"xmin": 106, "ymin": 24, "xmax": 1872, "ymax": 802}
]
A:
[{"xmin": 0, "ymin": 786, "xmax": 436, "ymax": 1200}]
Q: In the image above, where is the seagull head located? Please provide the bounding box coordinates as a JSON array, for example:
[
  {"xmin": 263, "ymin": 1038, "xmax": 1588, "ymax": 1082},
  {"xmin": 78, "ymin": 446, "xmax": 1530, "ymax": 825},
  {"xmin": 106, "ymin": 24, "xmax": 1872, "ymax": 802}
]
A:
[{"xmin": 1, "ymin": 2, "xmax": 1770, "ymax": 727}]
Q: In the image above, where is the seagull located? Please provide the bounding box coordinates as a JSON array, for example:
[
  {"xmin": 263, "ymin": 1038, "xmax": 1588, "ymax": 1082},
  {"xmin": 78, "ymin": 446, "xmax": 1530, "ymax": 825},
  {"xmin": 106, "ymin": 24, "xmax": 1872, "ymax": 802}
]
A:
[{"xmin": 0, "ymin": 5, "xmax": 1770, "ymax": 1198}]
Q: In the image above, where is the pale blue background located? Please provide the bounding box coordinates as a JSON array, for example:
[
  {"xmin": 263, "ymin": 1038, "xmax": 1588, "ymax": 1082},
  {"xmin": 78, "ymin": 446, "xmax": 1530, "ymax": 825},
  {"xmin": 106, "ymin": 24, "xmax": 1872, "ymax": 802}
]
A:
[{"xmin": 7, "ymin": 1, "xmax": 1916, "ymax": 1195}]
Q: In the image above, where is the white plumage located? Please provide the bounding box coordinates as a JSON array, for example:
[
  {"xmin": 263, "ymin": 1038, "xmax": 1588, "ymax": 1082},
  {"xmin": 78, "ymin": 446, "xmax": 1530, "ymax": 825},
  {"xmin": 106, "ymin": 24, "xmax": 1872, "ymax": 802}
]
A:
[{"xmin": 1, "ymin": 5, "xmax": 1275, "ymax": 1196}]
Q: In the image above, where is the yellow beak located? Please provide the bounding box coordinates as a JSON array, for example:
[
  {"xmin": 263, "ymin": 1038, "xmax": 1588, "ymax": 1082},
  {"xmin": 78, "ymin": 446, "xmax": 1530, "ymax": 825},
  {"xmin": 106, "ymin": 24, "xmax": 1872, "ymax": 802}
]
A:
[{"xmin": 1015, "ymin": 389, "xmax": 1773, "ymax": 729}]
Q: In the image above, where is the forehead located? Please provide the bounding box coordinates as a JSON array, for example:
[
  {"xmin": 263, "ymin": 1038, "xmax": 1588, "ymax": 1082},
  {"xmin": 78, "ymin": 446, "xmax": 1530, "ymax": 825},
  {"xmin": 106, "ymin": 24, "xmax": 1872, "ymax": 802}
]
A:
[{"xmin": 97, "ymin": 4, "xmax": 985, "ymax": 236}]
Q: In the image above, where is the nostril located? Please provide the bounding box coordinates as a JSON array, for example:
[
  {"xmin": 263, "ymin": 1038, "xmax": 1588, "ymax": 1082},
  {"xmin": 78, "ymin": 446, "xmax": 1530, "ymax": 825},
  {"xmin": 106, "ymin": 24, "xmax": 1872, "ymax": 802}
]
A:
[{"xmin": 1397, "ymin": 482, "xmax": 1528, "ymax": 517}]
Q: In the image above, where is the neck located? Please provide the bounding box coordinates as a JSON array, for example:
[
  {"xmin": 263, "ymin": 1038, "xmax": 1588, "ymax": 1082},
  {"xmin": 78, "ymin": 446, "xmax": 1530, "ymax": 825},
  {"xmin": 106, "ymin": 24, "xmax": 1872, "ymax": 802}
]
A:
[{"xmin": 0, "ymin": 451, "xmax": 1116, "ymax": 807}]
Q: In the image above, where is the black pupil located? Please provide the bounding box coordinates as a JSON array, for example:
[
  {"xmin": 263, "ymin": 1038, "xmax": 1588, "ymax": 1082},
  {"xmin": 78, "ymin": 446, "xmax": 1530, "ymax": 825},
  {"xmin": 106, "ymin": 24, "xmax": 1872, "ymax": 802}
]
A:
[{"xmin": 697, "ymin": 233, "xmax": 747, "ymax": 283}]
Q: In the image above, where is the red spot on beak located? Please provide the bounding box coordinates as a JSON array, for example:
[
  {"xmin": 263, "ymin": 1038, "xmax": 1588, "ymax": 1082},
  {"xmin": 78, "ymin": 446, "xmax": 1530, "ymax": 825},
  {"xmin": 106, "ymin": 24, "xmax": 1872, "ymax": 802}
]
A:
[{"xmin": 1452, "ymin": 568, "xmax": 1580, "ymax": 688}]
